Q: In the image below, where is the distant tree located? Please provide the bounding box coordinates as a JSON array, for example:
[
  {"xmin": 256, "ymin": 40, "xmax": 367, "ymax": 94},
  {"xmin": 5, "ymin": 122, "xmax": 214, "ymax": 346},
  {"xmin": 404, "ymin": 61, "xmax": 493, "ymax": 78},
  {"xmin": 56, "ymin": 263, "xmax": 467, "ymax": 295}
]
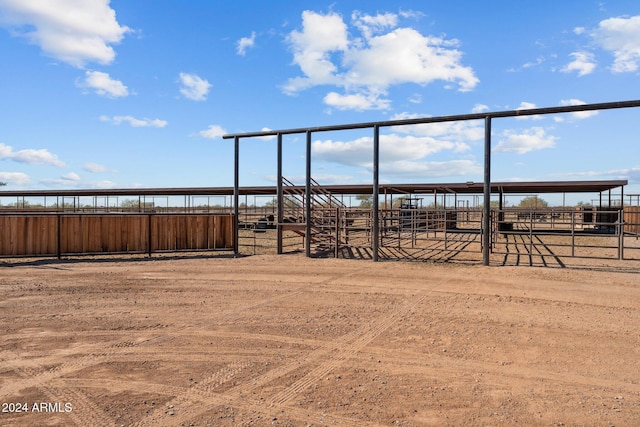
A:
[
  {"xmin": 356, "ymin": 194, "xmax": 373, "ymax": 208},
  {"xmin": 392, "ymin": 196, "xmax": 410, "ymax": 208},
  {"xmin": 518, "ymin": 196, "xmax": 548, "ymax": 209},
  {"xmin": 120, "ymin": 198, "xmax": 154, "ymax": 210},
  {"xmin": 0, "ymin": 182, "xmax": 6, "ymax": 187}
]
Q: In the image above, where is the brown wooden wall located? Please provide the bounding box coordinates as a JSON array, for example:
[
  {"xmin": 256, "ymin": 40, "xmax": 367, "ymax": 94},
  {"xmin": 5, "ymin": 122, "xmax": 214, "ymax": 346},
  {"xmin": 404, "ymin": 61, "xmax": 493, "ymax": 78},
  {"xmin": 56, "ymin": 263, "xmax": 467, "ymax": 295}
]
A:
[
  {"xmin": 624, "ymin": 207, "xmax": 640, "ymax": 235},
  {"xmin": 0, "ymin": 214, "xmax": 234, "ymax": 257}
]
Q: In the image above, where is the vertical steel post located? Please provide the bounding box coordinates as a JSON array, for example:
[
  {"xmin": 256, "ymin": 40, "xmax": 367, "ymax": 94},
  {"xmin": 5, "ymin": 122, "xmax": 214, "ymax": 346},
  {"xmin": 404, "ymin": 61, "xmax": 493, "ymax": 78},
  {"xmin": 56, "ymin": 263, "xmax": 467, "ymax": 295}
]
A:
[
  {"xmin": 482, "ymin": 116, "xmax": 492, "ymax": 266},
  {"xmin": 305, "ymin": 131, "xmax": 312, "ymax": 258},
  {"xmin": 619, "ymin": 184, "xmax": 624, "ymax": 260},
  {"xmin": 372, "ymin": 125, "xmax": 380, "ymax": 261},
  {"xmin": 277, "ymin": 133, "xmax": 283, "ymax": 254},
  {"xmin": 233, "ymin": 136, "xmax": 240, "ymax": 255}
]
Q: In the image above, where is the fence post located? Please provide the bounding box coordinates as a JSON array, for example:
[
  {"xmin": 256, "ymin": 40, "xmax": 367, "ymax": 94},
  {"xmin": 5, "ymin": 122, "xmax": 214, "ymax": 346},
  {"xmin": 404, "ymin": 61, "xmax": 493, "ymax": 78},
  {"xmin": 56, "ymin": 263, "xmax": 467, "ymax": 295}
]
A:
[
  {"xmin": 57, "ymin": 213, "xmax": 61, "ymax": 259},
  {"xmin": 335, "ymin": 207, "xmax": 340, "ymax": 259},
  {"xmin": 482, "ymin": 116, "xmax": 492, "ymax": 266},
  {"xmin": 618, "ymin": 209, "xmax": 624, "ymax": 260},
  {"xmin": 372, "ymin": 125, "xmax": 380, "ymax": 262},
  {"xmin": 148, "ymin": 213, "xmax": 153, "ymax": 257}
]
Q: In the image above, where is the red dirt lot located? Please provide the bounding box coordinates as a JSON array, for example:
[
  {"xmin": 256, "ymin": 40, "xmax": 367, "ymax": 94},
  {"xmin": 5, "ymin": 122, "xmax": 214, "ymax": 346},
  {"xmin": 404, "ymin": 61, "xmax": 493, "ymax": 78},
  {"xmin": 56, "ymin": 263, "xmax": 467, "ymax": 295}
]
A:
[{"xmin": 1, "ymin": 253, "xmax": 640, "ymax": 426}]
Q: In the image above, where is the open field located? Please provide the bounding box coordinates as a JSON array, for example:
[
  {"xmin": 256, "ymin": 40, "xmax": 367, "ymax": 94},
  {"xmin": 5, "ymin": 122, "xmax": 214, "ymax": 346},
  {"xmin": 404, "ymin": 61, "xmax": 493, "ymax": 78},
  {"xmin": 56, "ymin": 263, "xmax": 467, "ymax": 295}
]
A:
[{"xmin": 1, "ymin": 254, "xmax": 640, "ymax": 426}]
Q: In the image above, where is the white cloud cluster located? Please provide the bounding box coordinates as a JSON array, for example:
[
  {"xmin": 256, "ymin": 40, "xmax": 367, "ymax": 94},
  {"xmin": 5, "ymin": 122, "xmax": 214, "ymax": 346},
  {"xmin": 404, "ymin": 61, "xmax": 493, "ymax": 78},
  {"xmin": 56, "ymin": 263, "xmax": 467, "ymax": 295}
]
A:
[
  {"xmin": 592, "ymin": 15, "xmax": 640, "ymax": 73},
  {"xmin": 237, "ymin": 31, "xmax": 256, "ymax": 56},
  {"xmin": 179, "ymin": 72, "xmax": 212, "ymax": 101},
  {"xmin": 561, "ymin": 51, "xmax": 597, "ymax": 76},
  {"xmin": 0, "ymin": 142, "xmax": 65, "ymax": 167},
  {"xmin": 564, "ymin": 14, "xmax": 640, "ymax": 76},
  {"xmin": 0, "ymin": 171, "xmax": 30, "ymax": 185},
  {"xmin": 514, "ymin": 101, "xmax": 543, "ymax": 121},
  {"xmin": 199, "ymin": 125, "xmax": 227, "ymax": 139},
  {"xmin": 78, "ymin": 70, "xmax": 128, "ymax": 98},
  {"xmin": 494, "ymin": 127, "xmax": 557, "ymax": 154},
  {"xmin": 311, "ymin": 109, "xmax": 484, "ymax": 178},
  {"xmin": 83, "ymin": 162, "xmax": 108, "ymax": 173},
  {"xmin": 40, "ymin": 171, "xmax": 82, "ymax": 187},
  {"xmin": 283, "ymin": 10, "xmax": 478, "ymax": 111},
  {"xmin": 557, "ymin": 98, "xmax": 599, "ymax": 121},
  {"xmin": 0, "ymin": 0, "xmax": 130, "ymax": 68},
  {"xmin": 389, "ymin": 111, "xmax": 484, "ymax": 143},
  {"xmin": 100, "ymin": 115, "xmax": 167, "ymax": 128}
]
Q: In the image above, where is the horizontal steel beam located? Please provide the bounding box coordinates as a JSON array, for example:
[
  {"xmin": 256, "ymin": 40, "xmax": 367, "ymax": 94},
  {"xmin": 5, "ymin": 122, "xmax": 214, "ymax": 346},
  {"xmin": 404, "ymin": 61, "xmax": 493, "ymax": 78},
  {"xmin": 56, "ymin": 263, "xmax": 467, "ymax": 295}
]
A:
[{"xmin": 222, "ymin": 99, "xmax": 640, "ymax": 139}]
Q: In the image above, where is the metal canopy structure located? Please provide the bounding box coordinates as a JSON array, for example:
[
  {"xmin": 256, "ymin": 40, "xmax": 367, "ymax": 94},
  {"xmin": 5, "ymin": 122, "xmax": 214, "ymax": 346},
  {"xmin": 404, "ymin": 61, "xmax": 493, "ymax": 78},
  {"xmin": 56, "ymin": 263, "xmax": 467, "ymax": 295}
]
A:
[
  {"xmin": 223, "ymin": 99, "xmax": 640, "ymax": 265},
  {"xmin": 0, "ymin": 180, "xmax": 626, "ymax": 199}
]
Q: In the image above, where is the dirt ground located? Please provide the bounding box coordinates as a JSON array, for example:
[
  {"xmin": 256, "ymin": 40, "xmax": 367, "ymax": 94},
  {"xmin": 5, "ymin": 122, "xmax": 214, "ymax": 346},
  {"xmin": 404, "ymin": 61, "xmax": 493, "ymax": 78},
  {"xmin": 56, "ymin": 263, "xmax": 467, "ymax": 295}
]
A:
[{"xmin": 1, "ymin": 252, "xmax": 640, "ymax": 426}]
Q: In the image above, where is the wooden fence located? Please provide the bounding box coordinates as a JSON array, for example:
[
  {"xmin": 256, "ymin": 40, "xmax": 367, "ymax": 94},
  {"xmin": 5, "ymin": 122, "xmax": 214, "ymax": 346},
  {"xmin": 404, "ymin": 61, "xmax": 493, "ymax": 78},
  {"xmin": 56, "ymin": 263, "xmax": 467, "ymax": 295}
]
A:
[
  {"xmin": 0, "ymin": 213, "xmax": 234, "ymax": 257},
  {"xmin": 625, "ymin": 207, "xmax": 640, "ymax": 235}
]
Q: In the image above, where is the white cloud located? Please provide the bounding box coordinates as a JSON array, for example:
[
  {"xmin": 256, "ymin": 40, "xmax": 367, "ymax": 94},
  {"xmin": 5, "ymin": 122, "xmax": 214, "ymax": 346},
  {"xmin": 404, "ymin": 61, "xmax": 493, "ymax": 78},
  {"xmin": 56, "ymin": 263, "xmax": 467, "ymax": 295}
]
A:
[
  {"xmin": 508, "ymin": 56, "xmax": 544, "ymax": 72},
  {"xmin": 283, "ymin": 10, "xmax": 348, "ymax": 93},
  {"xmin": 101, "ymin": 115, "xmax": 167, "ymax": 128},
  {"xmin": 258, "ymin": 128, "xmax": 276, "ymax": 141},
  {"xmin": 0, "ymin": 0, "xmax": 130, "ymax": 68},
  {"xmin": 379, "ymin": 159, "xmax": 481, "ymax": 178},
  {"xmin": 592, "ymin": 15, "xmax": 640, "ymax": 72},
  {"xmin": 79, "ymin": 70, "xmax": 128, "ymax": 97},
  {"xmin": 0, "ymin": 142, "xmax": 65, "ymax": 167},
  {"xmin": 199, "ymin": 125, "xmax": 227, "ymax": 139},
  {"xmin": 515, "ymin": 101, "xmax": 543, "ymax": 120},
  {"xmin": 283, "ymin": 10, "xmax": 478, "ymax": 111},
  {"xmin": 561, "ymin": 51, "xmax": 596, "ymax": 76},
  {"xmin": 408, "ymin": 93, "xmax": 422, "ymax": 104},
  {"xmin": 179, "ymin": 72, "xmax": 212, "ymax": 101},
  {"xmin": 389, "ymin": 112, "xmax": 484, "ymax": 143},
  {"xmin": 0, "ymin": 171, "xmax": 30, "ymax": 185},
  {"xmin": 61, "ymin": 172, "xmax": 80, "ymax": 181},
  {"xmin": 472, "ymin": 104, "xmax": 489, "ymax": 114},
  {"xmin": 551, "ymin": 166, "xmax": 640, "ymax": 182},
  {"xmin": 559, "ymin": 98, "xmax": 599, "ymax": 120},
  {"xmin": 93, "ymin": 180, "xmax": 117, "ymax": 189},
  {"xmin": 494, "ymin": 127, "xmax": 557, "ymax": 154},
  {"xmin": 323, "ymin": 91, "xmax": 390, "ymax": 111},
  {"xmin": 312, "ymin": 129, "xmax": 475, "ymax": 178},
  {"xmin": 236, "ymin": 31, "xmax": 256, "ymax": 56},
  {"xmin": 83, "ymin": 162, "xmax": 108, "ymax": 173},
  {"xmin": 351, "ymin": 11, "xmax": 398, "ymax": 40},
  {"xmin": 275, "ymin": 173, "xmax": 356, "ymax": 186}
]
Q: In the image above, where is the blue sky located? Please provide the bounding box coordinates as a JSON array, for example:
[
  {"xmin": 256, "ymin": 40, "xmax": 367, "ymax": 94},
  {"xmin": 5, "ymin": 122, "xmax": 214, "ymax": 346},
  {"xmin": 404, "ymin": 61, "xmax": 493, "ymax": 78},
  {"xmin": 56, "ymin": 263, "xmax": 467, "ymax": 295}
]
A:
[{"xmin": 1, "ymin": 0, "xmax": 640, "ymax": 205}]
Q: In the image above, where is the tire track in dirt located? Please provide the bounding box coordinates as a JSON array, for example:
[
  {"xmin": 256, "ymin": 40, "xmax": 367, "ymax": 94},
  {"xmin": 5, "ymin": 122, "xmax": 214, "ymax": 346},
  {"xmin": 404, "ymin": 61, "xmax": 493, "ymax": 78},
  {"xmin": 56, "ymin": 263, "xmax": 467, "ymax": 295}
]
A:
[
  {"xmin": 0, "ymin": 275, "xmax": 330, "ymax": 425},
  {"xmin": 0, "ymin": 283, "xmax": 311, "ymax": 401},
  {"xmin": 3, "ymin": 265, "xmax": 425, "ymax": 426},
  {"xmin": 149, "ymin": 279, "xmax": 450, "ymax": 427},
  {"xmin": 362, "ymin": 344, "xmax": 640, "ymax": 396},
  {"xmin": 4, "ymin": 351, "xmax": 115, "ymax": 427},
  {"xmin": 129, "ymin": 268, "xmax": 379, "ymax": 426},
  {"xmin": 131, "ymin": 361, "xmax": 252, "ymax": 427},
  {"xmin": 268, "ymin": 292, "xmax": 430, "ymax": 406}
]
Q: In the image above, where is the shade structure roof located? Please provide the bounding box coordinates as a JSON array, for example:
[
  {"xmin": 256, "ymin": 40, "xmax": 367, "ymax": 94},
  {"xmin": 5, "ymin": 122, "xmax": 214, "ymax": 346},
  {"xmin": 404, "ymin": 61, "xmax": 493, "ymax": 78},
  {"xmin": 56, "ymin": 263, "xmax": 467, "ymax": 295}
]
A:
[{"xmin": 0, "ymin": 180, "xmax": 627, "ymax": 198}]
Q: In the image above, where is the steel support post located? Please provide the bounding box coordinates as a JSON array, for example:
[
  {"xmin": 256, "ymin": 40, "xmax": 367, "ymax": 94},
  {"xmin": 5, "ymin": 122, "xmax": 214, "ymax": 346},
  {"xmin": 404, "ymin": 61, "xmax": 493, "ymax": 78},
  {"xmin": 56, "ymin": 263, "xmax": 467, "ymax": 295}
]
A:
[
  {"xmin": 372, "ymin": 125, "xmax": 380, "ymax": 261},
  {"xmin": 233, "ymin": 136, "xmax": 240, "ymax": 255},
  {"xmin": 305, "ymin": 131, "xmax": 312, "ymax": 258},
  {"xmin": 482, "ymin": 117, "xmax": 492, "ymax": 266},
  {"xmin": 277, "ymin": 133, "xmax": 283, "ymax": 254}
]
